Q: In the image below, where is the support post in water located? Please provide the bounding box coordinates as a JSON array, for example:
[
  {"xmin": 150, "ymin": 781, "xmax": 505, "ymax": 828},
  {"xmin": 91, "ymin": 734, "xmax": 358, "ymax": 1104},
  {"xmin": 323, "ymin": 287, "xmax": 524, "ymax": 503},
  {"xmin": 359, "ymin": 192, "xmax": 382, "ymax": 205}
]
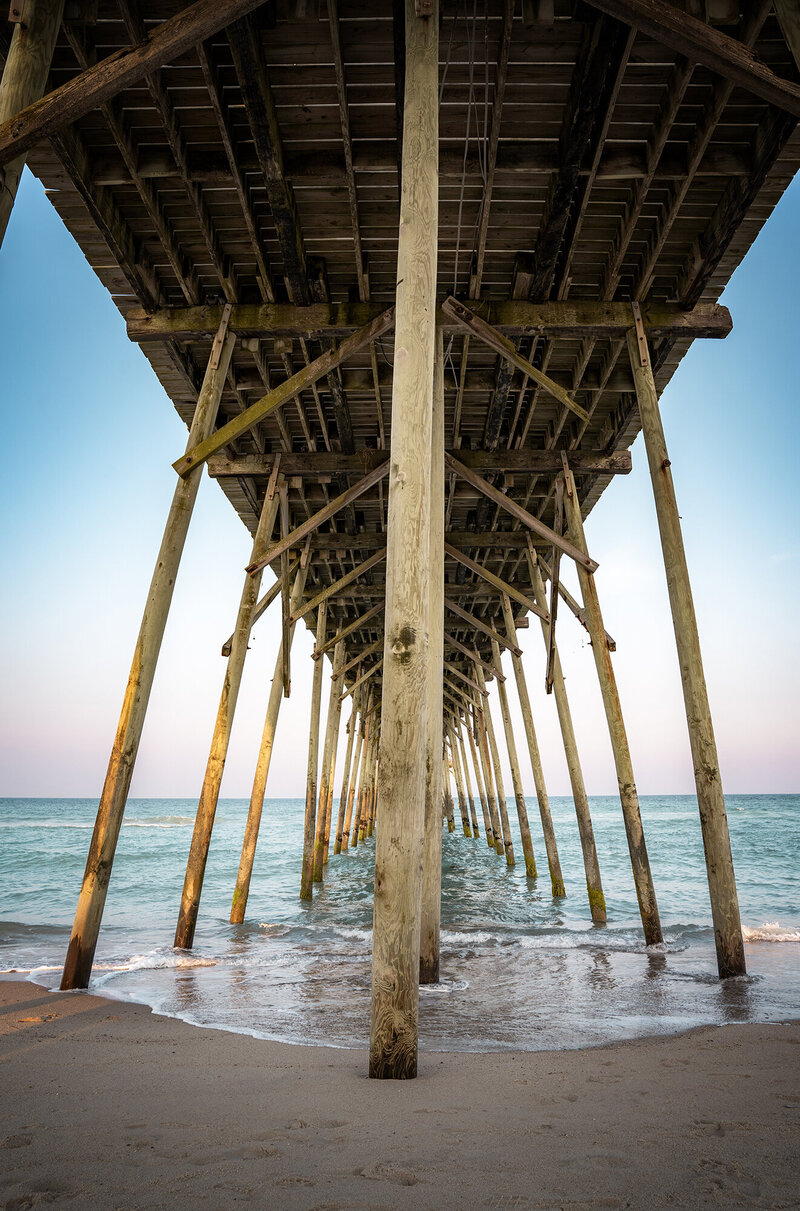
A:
[
  {"xmin": 300, "ymin": 605, "xmax": 328, "ymax": 900},
  {"xmin": 491, "ymin": 640, "xmax": 537, "ymax": 878},
  {"xmin": 61, "ymin": 312, "xmax": 235, "ymax": 990},
  {"xmin": 230, "ymin": 557, "xmax": 310, "ymax": 924},
  {"xmin": 369, "ymin": 0, "xmax": 438, "ymax": 1080},
  {"xmin": 561, "ymin": 468, "xmax": 662, "ymax": 947},
  {"xmin": 500, "ymin": 594, "xmax": 565, "ymax": 897},
  {"xmin": 175, "ymin": 482, "xmax": 281, "ymax": 950},
  {"xmin": 475, "ymin": 665, "xmax": 515, "ymax": 867},
  {"xmin": 627, "ymin": 311, "xmax": 744, "ymax": 977},
  {"xmin": 527, "ymin": 548, "xmax": 605, "ymax": 922}
]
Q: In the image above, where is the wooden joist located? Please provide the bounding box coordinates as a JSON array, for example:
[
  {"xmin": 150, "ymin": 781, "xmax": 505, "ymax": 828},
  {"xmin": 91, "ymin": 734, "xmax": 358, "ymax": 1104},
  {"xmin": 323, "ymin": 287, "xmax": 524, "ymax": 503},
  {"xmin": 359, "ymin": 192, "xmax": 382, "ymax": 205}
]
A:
[
  {"xmin": 584, "ymin": 0, "xmax": 800, "ymax": 118},
  {"xmin": 0, "ymin": 0, "xmax": 269, "ymax": 168}
]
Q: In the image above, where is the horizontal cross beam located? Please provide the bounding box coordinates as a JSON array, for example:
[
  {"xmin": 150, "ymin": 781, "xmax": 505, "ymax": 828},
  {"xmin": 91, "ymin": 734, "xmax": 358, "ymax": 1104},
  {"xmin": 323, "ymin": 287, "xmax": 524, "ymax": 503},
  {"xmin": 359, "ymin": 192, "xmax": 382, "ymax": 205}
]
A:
[
  {"xmin": 127, "ymin": 300, "xmax": 732, "ymax": 343},
  {"xmin": 206, "ymin": 448, "xmax": 633, "ymax": 478}
]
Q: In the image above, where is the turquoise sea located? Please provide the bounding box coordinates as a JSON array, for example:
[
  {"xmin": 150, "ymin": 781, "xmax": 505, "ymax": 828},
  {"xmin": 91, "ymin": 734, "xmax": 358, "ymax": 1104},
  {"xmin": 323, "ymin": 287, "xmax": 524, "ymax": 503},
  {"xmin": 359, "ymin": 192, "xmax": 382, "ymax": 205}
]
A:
[{"xmin": 1, "ymin": 794, "xmax": 798, "ymax": 1051}]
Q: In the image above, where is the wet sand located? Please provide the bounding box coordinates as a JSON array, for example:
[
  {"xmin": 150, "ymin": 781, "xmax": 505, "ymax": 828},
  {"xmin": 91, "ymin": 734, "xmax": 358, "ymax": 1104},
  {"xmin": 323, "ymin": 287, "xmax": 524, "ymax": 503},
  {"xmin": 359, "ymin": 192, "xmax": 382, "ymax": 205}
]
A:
[{"xmin": 1, "ymin": 978, "xmax": 798, "ymax": 1209}]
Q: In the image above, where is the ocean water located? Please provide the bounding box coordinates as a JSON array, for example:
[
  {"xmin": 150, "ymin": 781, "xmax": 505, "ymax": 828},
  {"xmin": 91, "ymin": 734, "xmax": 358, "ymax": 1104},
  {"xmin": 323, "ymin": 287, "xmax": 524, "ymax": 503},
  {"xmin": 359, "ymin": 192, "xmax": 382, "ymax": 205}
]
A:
[{"xmin": 1, "ymin": 794, "xmax": 798, "ymax": 1052}]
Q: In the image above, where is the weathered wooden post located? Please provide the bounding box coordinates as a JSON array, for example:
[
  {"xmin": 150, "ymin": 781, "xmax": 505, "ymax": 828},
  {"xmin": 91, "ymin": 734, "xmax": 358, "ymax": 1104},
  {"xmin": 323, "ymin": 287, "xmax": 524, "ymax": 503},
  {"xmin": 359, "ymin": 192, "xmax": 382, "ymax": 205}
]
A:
[
  {"xmin": 562, "ymin": 468, "xmax": 662, "ymax": 947},
  {"xmin": 342, "ymin": 700, "xmax": 367, "ymax": 850},
  {"xmin": 420, "ymin": 327, "xmax": 445, "ymax": 983},
  {"xmin": 491, "ymin": 640, "xmax": 537, "ymax": 877},
  {"xmin": 475, "ymin": 666, "xmax": 515, "ymax": 867},
  {"xmin": 300, "ymin": 604, "xmax": 328, "ymax": 900},
  {"xmin": 528, "ymin": 550, "xmax": 606, "ymax": 922},
  {"xmin": 352, "ymin": 711, "xmax": 372, "ymax": 847},
  {"xmin": 369, "ymin": 0, "xmax": 438, "ymax": 1080},
  {"xmin": 627, "ymin": 313, "xmax": 745, "ymax": 977},
  {"xmin": 230, "ymin": 557, "xmax": 310, "ymax": 924},
  {"xmin": 472, "ymin": 694, "xmax": 503, "ymax": 854},
  {"xmin": 500, "ymin": 594, "xmax": 566, "ymax": 897},
  {"xmin": 449, "ymin": 725, "xmax": 473, "ymax": 837},
  {"xmin": 333, "ymin": 696, "xmax": 359, "ymax": 855},
  {"xmin": 455, "ymin": 717, "xmax": 480, "ymax": 838},
  {"xmin": 442, "ymin": 752, "xmax": 456, "ymax": 832},
  {"xmin": 175, "ymin": 482, "xmax": 281, "ymax": 949},
  {"xmin": 0, "ymin": 0, "xmax": 65, "ymax": 245},
  {"xmin": 465, "ymin": 709, "xmax": 493, "ymax": 845},
  {"xmin": 323, "ymin": 692, "xmax": 346, "ymax": 863},
  {"xmin": 61, "ymin": 313, "xmax": 235, "ymax": 990},
  {"xmin": 313, "ymin": 639, "xmax": 345, "ymax": 881}
]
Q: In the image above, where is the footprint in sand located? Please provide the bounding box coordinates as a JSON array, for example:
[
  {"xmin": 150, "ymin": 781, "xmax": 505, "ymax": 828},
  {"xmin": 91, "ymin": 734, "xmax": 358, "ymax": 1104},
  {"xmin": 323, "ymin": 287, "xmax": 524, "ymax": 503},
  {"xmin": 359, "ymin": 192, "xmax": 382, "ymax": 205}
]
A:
[{"xmin": 359, "ymin": 1162, "xmax": 418, "ymax": 1186}]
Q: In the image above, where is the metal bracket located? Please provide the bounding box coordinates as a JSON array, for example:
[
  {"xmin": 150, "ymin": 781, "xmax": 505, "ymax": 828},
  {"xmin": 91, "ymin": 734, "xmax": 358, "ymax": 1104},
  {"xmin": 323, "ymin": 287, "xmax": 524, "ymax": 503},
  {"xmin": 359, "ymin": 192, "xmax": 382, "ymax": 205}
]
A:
[{"xmin": 631, "ymin": 301, "xmax": 649, "ymax": 369}]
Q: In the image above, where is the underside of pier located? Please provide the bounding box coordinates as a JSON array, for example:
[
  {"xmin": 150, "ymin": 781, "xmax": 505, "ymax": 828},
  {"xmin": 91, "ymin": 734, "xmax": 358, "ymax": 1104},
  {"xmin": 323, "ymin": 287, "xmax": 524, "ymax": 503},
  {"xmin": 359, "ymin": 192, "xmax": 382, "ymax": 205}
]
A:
[{"xmin": 3, "ymin": 0, "xmax": 799, "ymax": 1077}]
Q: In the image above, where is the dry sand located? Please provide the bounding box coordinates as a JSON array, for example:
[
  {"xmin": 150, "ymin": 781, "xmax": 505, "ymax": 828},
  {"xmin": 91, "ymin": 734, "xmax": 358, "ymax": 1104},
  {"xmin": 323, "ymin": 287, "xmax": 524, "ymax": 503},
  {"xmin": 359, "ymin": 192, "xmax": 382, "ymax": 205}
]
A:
[{"xmin": 1, "ymin": 979, "xmax": 798, "ymax": 1210}]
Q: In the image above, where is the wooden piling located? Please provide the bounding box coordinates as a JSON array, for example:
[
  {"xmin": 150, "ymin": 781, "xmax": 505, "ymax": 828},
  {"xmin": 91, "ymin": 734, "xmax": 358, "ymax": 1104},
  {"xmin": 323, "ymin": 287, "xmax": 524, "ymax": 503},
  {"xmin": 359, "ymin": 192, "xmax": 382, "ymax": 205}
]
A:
[
  {"xmin": 300, "ymin": 605, "xmax": 328, "ymax": 900},
  {"xmin": 527, "ymin": 549, "xmax": 606, "ymax": 921},
  {"xmin": 491, "ymin": 640, "xmax": 537, "ymax": 878},
  {"xmin": 449, "ymin": 726, "xmax": 473, "ymax": 837},
  {"xmin": 369, "ymin": 0, "xmax": 438, "ymax": 1080},
  {"xmin": 174, "ymin": 482, "xmax": 281, "ymax": 949},
  {"xmin": 0, "ymin": 0, "xmax": 65, "ymax": 245},
  {"xmin": 465, "ymin": 709, "xmax": 493, "ymax": 845},
  {"xmin": 420, "ymin": 326, "xmax": 445, "ymax": 984},
  {"xmin": 443, "ymin": 753, "xmax": 456, "ymax": 832},
  {"xmin": 627, "ymin": 317, "xmax": 745, "ymax": 977},
  {"xmin": 342, "ymin": 701, "xmax": 367, "ymax": 850},
  {"xmin": 473, "ymin": 694, "xmax": 503, "ymax": 854},
  {"xmin": 230, "ymin": 557, "xmax": 310, "ymax": 924},
  {"xmin": 455, "ymin": 717, "xmax": 480, "ymax": 838},
  {"xmin": 562, "ymin": 469, "xmax": 662, "ymax": 946},
  {"xmin": 500, "ymin": 595, "xmax": 566, "ymax": 897},
  {"xmin": 61, "ymin": 316, "xmax": 235, "ymax": 990},
  {"xmin": 333, "ymin": 698, "xmax": 359, "ymax": 855},
  {"xmin": 313, "ymin": 639, "xmax": 346, "ymax": 881},
  {"xmin": 475, "ymin": 666, "xmax": 516, "ymax": 867}
]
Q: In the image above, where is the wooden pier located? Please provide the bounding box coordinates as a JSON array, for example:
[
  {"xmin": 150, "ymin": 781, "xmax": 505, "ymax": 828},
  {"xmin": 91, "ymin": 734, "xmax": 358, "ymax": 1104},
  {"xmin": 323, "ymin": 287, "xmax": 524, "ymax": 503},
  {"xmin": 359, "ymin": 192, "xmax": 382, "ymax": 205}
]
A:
[{"xmin": 3, "ymin": 0, "xmax": 799, "ymax": 1076}]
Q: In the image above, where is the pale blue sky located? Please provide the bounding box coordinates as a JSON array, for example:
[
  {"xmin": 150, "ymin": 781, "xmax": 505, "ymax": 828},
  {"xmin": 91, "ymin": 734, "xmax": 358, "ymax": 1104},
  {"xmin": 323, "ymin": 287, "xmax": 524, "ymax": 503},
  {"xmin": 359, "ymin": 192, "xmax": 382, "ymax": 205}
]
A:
[{"xmin": 1, "ymin": 167, "xmax": 798, "ymax": 798}]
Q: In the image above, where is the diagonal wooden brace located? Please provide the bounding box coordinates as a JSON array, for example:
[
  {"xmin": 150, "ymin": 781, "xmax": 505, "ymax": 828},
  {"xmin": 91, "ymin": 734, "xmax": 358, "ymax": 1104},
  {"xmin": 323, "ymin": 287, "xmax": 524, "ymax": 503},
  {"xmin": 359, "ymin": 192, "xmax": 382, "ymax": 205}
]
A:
[
  {"xmin": 173, "ymin": 307, "xmax": 395, "ymax": 478},
  {"xmin": 441, "ymin": 295, "xmax": 589, "ymax": 423},
  {"xmin": 445, "ymin": 452, "xmax": 598, "ymax": 572},
  {"xmin": 246, "ymin": 460, "xmax": 390, "ymax": 575}
]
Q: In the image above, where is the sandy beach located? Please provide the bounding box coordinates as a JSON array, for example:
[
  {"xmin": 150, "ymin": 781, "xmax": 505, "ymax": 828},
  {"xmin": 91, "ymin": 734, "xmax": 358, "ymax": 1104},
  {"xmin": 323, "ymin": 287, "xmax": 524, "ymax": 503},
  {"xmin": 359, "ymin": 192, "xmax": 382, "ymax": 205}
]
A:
[{"xmin": 0, "ymin": 979, "xmax": 797, "ymax": 1209}]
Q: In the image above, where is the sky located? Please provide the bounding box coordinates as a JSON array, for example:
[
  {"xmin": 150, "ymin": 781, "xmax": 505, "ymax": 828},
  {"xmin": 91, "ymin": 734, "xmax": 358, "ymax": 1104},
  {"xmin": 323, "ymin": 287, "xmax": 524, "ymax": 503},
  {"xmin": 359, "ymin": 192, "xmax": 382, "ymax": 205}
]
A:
[{"xmin": 0, "ymin": 166, "xmax": 798, "ymax": 800}]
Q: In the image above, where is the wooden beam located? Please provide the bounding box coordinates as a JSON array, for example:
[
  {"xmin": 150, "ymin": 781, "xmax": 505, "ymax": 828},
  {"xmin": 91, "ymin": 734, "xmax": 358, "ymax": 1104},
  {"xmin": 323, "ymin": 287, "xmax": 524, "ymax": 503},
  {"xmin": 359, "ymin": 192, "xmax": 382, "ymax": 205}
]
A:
[
  {"xmin": 442, "ymin": 297, "xmax": 589, "ymax": 423},
  {"xmin": 292, "ymin": 550, "xmax": 387, "ymax": 623},
  {"xmin": 339, "ymin": 639, "xmax": 383, "ymax": 680},
  {"xmin": 584, "ymin": 0, "xmax": 800, "ymax": 118},
  {"xmin": 246, "ymin": 461, "xmax": 390, "ymax": 575},
  {"xmin": 445, "ymin": 453, "xmax": 599, "ymax": 573},
  {"xmin": 61, "ymin": 315, "xmax": 235, "ymax": 990},
  {"xmin": 445, "ymin": 632, "xmax": 505, "ymax": 683},
  {"xmin": 339, "ymin": 658, "xmax": 383, "ymax": 703},
  {"xmin": 445, "ymin": 597, "xmax": 522, "ymax": 658},
  {"xmin": 315, "ymin": 602, "xmax": 384, "ymax": 658},
  {"xmin": 444, "ymin": 661, "xmax": 487, "ymax": 700},
  {"xmin": 444, "ymin": 542, "xmax": 547, "ymax": 623},
  {"xmin": 206, "ymin": 448, "xmax": 633, "ymax": 479},
  {"xmin": 173, "ymin": 307, "xmax": 395, "ymax": 478},
  {"xmin": 528, "ymin": 13, "xmax": 632, "ymax": 301},
  {"xmin": 0, "ymin": 0, "xmax": 269, "ymax": 168},
  {"xmin": 126, "ymin": 300, "xmax": 733, "ymax": 343},
  {"xmin": 775, "ymin": 0, "xmax": 800, "ymax": 72},
  {"xmin": 628, "ymin": 311, "xmax": 745, "ymax": 977}
]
